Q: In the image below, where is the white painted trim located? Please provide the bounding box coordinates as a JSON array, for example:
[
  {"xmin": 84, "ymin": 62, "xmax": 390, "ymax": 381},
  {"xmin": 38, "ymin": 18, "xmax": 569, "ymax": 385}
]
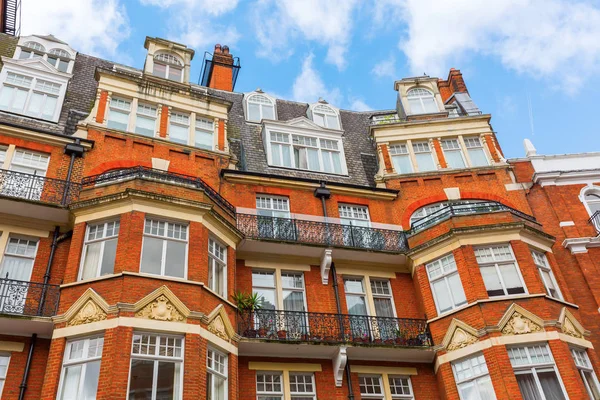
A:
[
  {"xmin": 559, "ymin": 221, "xmax": 575, "ymax": 227},
  {"xmin": 0, "ymin": 341, "xmax": 24, "ymax": 352},
  {"xmin": 350, "ymin": 365, "xmax": 418, "ymax": 375}
]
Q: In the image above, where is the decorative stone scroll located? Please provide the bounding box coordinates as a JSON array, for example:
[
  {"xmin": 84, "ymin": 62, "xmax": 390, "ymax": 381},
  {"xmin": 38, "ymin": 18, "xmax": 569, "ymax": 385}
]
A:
[
  {"xmin": 441, "ymin": 319, "xmax": 480, "ymax": 352},
  {"xmin": 135, "ymin": 295, "xmax": 184, "ymax": 322},
  {"xmin": 68, "ymin": 299, "xmax": 107, "ymax": 326},
  {"xmin": 498, "ymin": 304, "xmax": 544, "ymax": 336}
]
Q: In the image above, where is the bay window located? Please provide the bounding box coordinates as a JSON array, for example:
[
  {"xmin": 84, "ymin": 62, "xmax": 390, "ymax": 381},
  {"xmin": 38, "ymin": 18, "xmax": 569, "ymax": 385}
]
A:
[
  {"xmin": 208, "ymin": 238, "xmax": 227, "ymax": 296},
  {"xmin": 79, "ymin": 220, "xmax": 119, "ymax": 280},
  {"xmin": 426, "ymin": 253, "xmax": 467, "ymax": 314},
  {"xmin": 389, "ymin": 144, "xmax": 413, "ymax": 174},
  {"xmin": 195, "ymin": 117, "xmax": 214, "ymax": 150},
  {"xmin": 531, "ymin": 250, "xmax": 562, "ymax": 300},
  {"xmin": 58, "ymin": 336, "xmax": 103, "ymax": 400},
  {"xmin": 508, "ymin": 344, "xmax": 568, "ymax": 400},
  {"xmin": 452, "ymin": 354, "xmax": 496, "ymax": 400},
  {"xmin": 207, "ymin": 348, "xmax": 228, "ymax": 400},
  {"xmin": 571, "ymin": 347, "xmax": 600, "ymax": 399},
  {"xmin": 464, "ymin": 137, "xmax": 489, "ymax": 167},
  {"xmin": 441, "ymin": 139, "xmax": 466, "ymax": 169},
  {"xmin": 128, "ymin": 333, "xmax": 183, "ymax": 400},
  {"xmin": 135, "ymin": 103, "xmax": 157, "ymax": 137},
  {"xmin": 266, "ymin": 130, "xmax": 345, "ymax": 174},
  {"xmin": 474, "ymin": 245, "xmax": 526, "ymax": 297},
  {"xmin": 106, "ymin": 97, "xmax": 131, "ymax": 131},
  {"xmin": 140, "ymin": 219, "xmax": 187, "ymax": 278},
  {"xmin": 169, "ymin": 112, "xmax": 190, "ymax": 145},
  {"xmin": 0, "ymin": 72, "xmax": 61, "ymax": 121}
]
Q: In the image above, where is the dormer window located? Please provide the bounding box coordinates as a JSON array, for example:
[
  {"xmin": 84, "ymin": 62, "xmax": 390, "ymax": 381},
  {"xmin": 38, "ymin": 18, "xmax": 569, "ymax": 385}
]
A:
[
  {"xmin": 47, "ymin": 49, "xmax": 71, "ymax": 73},
  {"xmin": 247, "ymin": 93, "xmax": 275, "ymax": 122},
  {"xmin": 19, "ymin": 42, "xmax": 45, "ymax": 59},
  {"xmin": 310, "ymin": 103, "xmax": 340, "ymax": 129},
  {"xmin": 0, "ymin": 72, "xmax": 61, "ymax": 120},
  {"xmin": 406, "ymin": 87, "xmax": 438, "ymax": 114},
  {"xmin": 153, "ymin": 52, "xmax": 183, "ymax": 82}
]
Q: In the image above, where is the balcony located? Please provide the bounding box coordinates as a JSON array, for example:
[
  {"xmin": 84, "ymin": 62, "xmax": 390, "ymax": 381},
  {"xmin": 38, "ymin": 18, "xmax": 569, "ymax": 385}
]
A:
[
  {"xmin": 409, "ymin": 201, "xmax": 537, "ymax": 235},
  {"xmin": 590, "ymin": 211, "xmax": 600, "ymax": 234},
  {"xmin": 0, "ymin": 169, "xmax": 80, "ymax": 206},
  {"xmin": 237, "ymin": 309, "xmax": 431, "ymax": 347},
  {"xmin": 0, "ymin": 278, "xmax": 60, "ymax": 318},
  {"xmin": 370, "ymin": 108, "xmax": 482, "ymax": 126},
  {"xmin": 81, "ymin": 166, "xmax": 236, "ymax": 218},
  {"xmin": 237, "ymin": 214, "xmax": 408, "ymax": 253}
]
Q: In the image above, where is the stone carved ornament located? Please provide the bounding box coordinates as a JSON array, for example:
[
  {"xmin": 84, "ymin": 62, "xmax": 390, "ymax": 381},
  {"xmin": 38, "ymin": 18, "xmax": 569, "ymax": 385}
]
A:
[
  {"xmin": 68, "ymin": 300, "xmax": 107, "ymax": 326},
  {"xmin": 501, "ymin": 312, "xmax": 542, "ymax": 335},
  {"xmin": 208, "ymin": 315, "xmax": 229, "ymax": 341},
  {"xmin": 562, "ymin": 317, "xmax": 583, "ymax": 338},
  {"xmin": 447, "ymin": 327, "xmax": 478, "ymax": 351},
  {"xmin": 135, "ymin": 295, "xmax": 184, "ymax": 322}
]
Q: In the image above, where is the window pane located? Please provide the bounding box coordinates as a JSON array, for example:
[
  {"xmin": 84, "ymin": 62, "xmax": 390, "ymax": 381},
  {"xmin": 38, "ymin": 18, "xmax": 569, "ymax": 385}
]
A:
[
  {"xmin": 27, "ymin": 92, "xmax": 43, "ymax": 115},
  {"xmin": 169, "ymin": 124, "xmax": 188, "ymax": 144},
  {"xmin": 13, "ymin": 88, "xmax": 28, "ymax": 111},
  {"xmin": 306, "ymin": 148, "xmax": 319, "ymax": 171},
  {"xmin": 583, "ymin": 371, "xmax": 600, "ymax": 400},
  {"xmin": 248, "ymin": 103, "xmax": 260, "ymax": 121},
  {"xmin": 128, "ymin": 359, "xmax": 154, "ymax": 399},
  {"xmin": 346, "ymin": 295, "xmax": 368, "ymax": 316},
  {"xmin": 82, "ymin": 360, "xmax": 101, "ymax": 400},
  {"xmin": 432, "ymin": 279, "xmax": 452, "ymax": 313},
  {"xmin": 499, "ymin": 264, "xmax": 525, "ymax": 295},
  {"xmin": 59, "ymin": 365, "xmax": 82, "ymax": 399},
  {"xmin": 330, "ymin": 151, "xmax": 342, "ymax": 174},
  {"xmin": 468, "ymin": 148, "xmax": 489, "ymax": 167},
  {"xmin": 168, "ymin": 67, "xmax": 182, "ymax": 82},
  {"xmin": 415, "ymin": 152, "xmax": 436, "ymax": 172},
  {"xmin": 408, "ymin": 98, "xmax": 424, "ymax": 114},
  {"xmin": 42, "ymin": 96, "xmax": 57, "ymax": 119},
  {"xmin": 135, "ymin": 115, "xmax": 155, "ymax": 137},
  {"xmin": 445, "ymin": 151, "xmax": 466, "ymax": 169},
  {"xmin": 153, "ymin": 63, "xmax": 167, "ymax": 78},
  {"xmin": 538, "ymin": 370, "xmax": 566, "ymax": 400},
  {"xmin": 326, "ymin": 114, "xmax": 339, "ymax": 129},
  {"xmin": 374, "ymin": 298, "xmax": 394, "ymax": 318},
  {"xmin": 107, "ymin": 110, "xmax": 129, "ymax": 131},
  {"xmin": 481, "ymin": 266, "xmax": 504, "ymax": 297},
  {"xmin": 100, "ymin": 238, "xmax": 117, "ymax": 276},
  {"xmin": 141, "ymin": 237, "xmax": 163, "ymax": 275},
  {"xmin": 262, "ymin": 105, "xmax": 275, "ymax": 120},
  {"xmin": 392, "ymin": 154, "xmax": 413, "ymax": 174},
  {"xmin": 422, "ymin": 97, "xmax": 438, "ymax": 113},
  {"xmin": 516, "ymin": 374, "xmax": 542, "ymax": 400},
  {"xmin": 81, "ymin": 242, "xmax": 102, "ymax": 280},
  {"xmin": 156, "ymin": 361, "xmax": 180, "ymax": 400},
  {"xmin": 195, "ymin": 129, "xmax": 213, "ymax": 150},
  {"xmin": 253, "ymin": 271, "xmax": 275, "ymax": 287},
  {"xmin": 165, "ymin": 240, "xmax": 186, "ymax": 278},
  {"xmin": 447, "ymin": 273, "xmax": 467, "ymax": 306},
  {"xmin": 476, "ymin": 375, "xmax": 496, "ymax": 399}
]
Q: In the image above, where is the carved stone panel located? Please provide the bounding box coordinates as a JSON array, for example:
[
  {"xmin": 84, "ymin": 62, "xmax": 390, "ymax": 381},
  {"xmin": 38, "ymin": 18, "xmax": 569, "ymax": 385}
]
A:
[
  {"xmin": 135, "ymin": 295, "xmax": 185, "ymax": 322},
  {"xmin": 562, "ymin": 317, "xmax": 583, "ymax": 338},
  {"xmin": 447, "ymin": 327, "xmax": 478, "ymax": 351},
  {"xmin": 208, "ymin": 315, "xmax": 229, "ymax": 340},
  {"xmin": 68, "ymin": 300, "xmax": 107, "ymax": 327},
  {"xmin": 501, "ymin": 312, "xmax": 542, "ymax": 335}
]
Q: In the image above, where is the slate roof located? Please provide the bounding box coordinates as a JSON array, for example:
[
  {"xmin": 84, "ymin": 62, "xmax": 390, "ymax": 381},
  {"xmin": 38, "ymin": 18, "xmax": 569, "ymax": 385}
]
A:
[{"xmin": 0, "ymin": 34, "xmax": 112, "ymax": 136}]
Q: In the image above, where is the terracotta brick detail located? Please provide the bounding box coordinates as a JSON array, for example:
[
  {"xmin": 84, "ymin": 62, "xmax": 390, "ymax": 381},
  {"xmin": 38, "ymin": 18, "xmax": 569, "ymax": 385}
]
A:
[
  {"xmin": 431, "ymin": 138, "xmax": 447, "ymax": 169},
  {"xmin": 159, "ymin": 105, "xmax": 169, "ymax": 138},
  {"xmin": 484, "ymin": 134, "xmax": 501, "ymax": 162},
  {"xmin": 218, "ymin": 119, "xmax": 225, "ymax": 151},
  {"xmin": 95, "ymin": 90, "xmax": 108, "ymax": 123},
  {"xmin": 380, "ymin": 144, "xmax": 394, "ymax": 173}
]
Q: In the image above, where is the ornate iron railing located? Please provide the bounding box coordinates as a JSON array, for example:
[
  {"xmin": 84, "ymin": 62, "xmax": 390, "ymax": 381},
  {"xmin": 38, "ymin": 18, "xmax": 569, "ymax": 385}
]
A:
[
  {"xmin": 589, "ymin": 211, "xmax": 600, "ymax": 234},
  {"xmin": 81, "ymin": 166, "xmax": 235, "ymax": 217},
  {"xmin": 409, "ymin": 201, "xmax": 537, "ymax": 235},
  {"xmin": 237, "ymin": 214, "xmax": 408, "ymax": 252},
  {"xmin": 238, "ymin": 309, "xmax": 431, "ymax": 347},
  {"xmin": 0, "ymin": 169, "xmax": 80, "ymax": 206},
  {"xmin": 0, "ymin": 278, "xmax": 60, "ymax": 317}
]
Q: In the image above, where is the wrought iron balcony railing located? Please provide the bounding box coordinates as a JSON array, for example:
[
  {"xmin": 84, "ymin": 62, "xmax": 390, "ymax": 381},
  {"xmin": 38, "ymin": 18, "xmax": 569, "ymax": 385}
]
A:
[
  {"xmin": 82, "ymin": 166, "xmax": 235, "ymax": 217},
  {"xmin": 589, "ymin": 211, "xmax": 600, "ymax": 234},
  {"xmin": 237, "ymin": 214, "xmax": 408, "ymax": 252},
  {"xmin": 0, "ymin": 278, "xmax": 60, "ymax": 317},
  {"xmin": 238, "ymin": 309, "xmax": 431, "ymax": 347},
  {"xmin": 409, "ymin": 201, "xmax": 537, "ymax": 235},
  {"xmin": 0, "ymin": 169, "xmax": 80, "ymax": 206}
]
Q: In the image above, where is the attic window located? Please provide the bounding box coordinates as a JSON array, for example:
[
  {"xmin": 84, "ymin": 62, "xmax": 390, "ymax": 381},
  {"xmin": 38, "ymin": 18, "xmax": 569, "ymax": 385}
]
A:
[
  {"xmin": 47, "ymin": 49, "xmax": 71, "ymax": 73},
  {"xmin": 311, "ymin": 104, "xmax": 340, "ymax": 129},
  {"xmin": 247, "ymin": 93, "xmax": 275, "ymax": 122},
  {"xmin": 24, "ymin": 42, "xmax": 45, "ymax": 52},
  {"xmin": 406, "ymin": 87, "xmax": 438, "ymax": 114},
  {"xmin": 153, "ymin": 52, "xmax": 183, "ymax": 82}
]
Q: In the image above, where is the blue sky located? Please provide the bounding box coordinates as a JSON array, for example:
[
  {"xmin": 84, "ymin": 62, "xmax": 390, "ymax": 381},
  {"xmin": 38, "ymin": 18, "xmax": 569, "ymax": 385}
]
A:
[{"xmin": 20, "ymin": 0, "xmax": 600, "ymax": 158}]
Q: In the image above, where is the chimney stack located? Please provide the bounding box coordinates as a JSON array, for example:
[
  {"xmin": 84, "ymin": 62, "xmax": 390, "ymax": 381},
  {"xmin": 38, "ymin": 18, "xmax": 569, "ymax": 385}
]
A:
[
  {"xmin": 208, "ymin": 43, "xmax": 236, "ymax": 91},
  {"xmin": 438, "ymin": 68, "xmax": 468, "ymax": 102}
]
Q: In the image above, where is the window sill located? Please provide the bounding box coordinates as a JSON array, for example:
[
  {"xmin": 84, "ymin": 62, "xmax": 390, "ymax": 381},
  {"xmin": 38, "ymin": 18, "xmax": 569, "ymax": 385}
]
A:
[
  {"xmin": 265, "ymin": 164, "xmax": 349, "ymax": 178},
  {"xmin": 60, "ymin": 271, "xmax": 206, "ymax": 288},
  {"xmin": 203, "ymin": 286, "xmax": 237, "ymax": 309}
]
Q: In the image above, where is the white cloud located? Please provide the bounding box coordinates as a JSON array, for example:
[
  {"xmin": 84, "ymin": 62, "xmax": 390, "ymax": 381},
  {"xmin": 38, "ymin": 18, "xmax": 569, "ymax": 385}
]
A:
[
  {"xmin": 372, "ymin": 56, "xmax": 396, "ymax": 79},
  {"xmin": 349, "ymin": 98, "xmax": 373, "ymax": 111},
  {"xmin": 292, "ymin": 54, "xmax": 342, "ymax": 104},
  {"xmin": 252, "ymin": 0, "xmax": 359, "ymax": 69},
  {"xmin": 398, "ymin": 0, "xmax": 600, "ymax": 93},
  {"xmin": 140, "ymin": 0, "xmax": 240, "ymax": 50},
  {"xmin": 21, "ymin": 0, "xmax": 130, "ymax": 58}
]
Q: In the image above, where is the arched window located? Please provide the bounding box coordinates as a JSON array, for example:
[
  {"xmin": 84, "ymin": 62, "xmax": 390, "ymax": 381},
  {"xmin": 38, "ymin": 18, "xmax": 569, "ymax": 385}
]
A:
[
  {"xmin": 406, "ymin": 87, "xmax": 438, "ymax": 114},
  {"xmin": 153, "ymin": 52, "xmax": 183, "ymax": 82},
  {"xmin": 246, "ymin": 93, "xmax": 275, "ymax": 122},
  {"xmin": 311, "ymin": 104, "xmax": 340, "ymax": 129},
  {"xmin": 48, "ymin": 49, "xmax": 71, "ymax": 72},
  {"xmin": 19, "ymin": 41, "xmax": 45, "ymax": 60},
  {"xmin": 583, "ymin": 188, "xmax": 600, "ymax": 217}
]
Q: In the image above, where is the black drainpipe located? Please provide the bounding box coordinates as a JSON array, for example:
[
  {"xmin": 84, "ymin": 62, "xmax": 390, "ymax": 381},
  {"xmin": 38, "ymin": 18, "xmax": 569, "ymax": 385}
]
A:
[
  {"xmin": 314, "ymin": 183, "xmax": 355, "ymax": 400},
  {"xmin": 19, "ymin": 141, "xmax": 85, "ymax": 400}
]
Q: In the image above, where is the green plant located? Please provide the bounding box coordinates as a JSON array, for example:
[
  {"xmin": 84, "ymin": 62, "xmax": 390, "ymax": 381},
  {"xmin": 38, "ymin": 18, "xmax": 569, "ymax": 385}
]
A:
[{"xmin": 232, "ymin": 291, "xmax": 263, "ymax": 312}]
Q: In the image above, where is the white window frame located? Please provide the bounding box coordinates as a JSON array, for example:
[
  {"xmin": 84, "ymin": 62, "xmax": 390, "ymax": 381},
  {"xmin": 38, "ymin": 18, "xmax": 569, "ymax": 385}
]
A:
[
  {"xmin": 152, "ymin": 52, "xmax": 184, "ymax": 83},
  {"xmin": 441, "ymin": 138, "xmax": 467, "ymax": 169},
  {"xmin": 452, "ymin": 354, "xmax": 496, "ymax": 400},
  {"xmin": 426, "ymin": 253, "xmax": 467, "ymax": 314},
  {"xmin": 581, "ymin": 186, "xmax": 600, "ymax": 219},
  {"xmin": 0, "ymin": 354, "xmax": 9, "ymax": 398},
  {"xmin": 406, "ymin": 87, "xmax": 439, "ymax": 114},
  {"xmin": 474, "ymin": 244, "xmax": 527, "ymax": 298},
  {"xmin": 388, "ymin": 375, "xmax": 414, "ymax": 399},
  {"xmin": 207, "ymin": 347, "xmax": 228, "ymax": 400},
  {"xmin": 256, "ymin": 195, "xmax": 290, "ymax": 218},
  {"xmin": 0, "ymin": 236, "xmax": 39, "ymax": 281},
  {"xmin": 168, "ymin": 111, "xmax": 191, "ymax": 145},
  {"xmin": 57, "ymin": 336, "xmax": 104, "ymax": 400},
  {"xmin": 463, "ymin": 136, "xmax": 490, "ymax": 167},
  {"xmin": 134, "ymin": 102, "xmax": 158, "ymax": 137},
  {"xmin": 359, "ymin": 374, "xmax": 385, "ymax": 399},
  {"xmin": 339, "ymin": 204, "xmax": 371, "ymax": 227},
  {"xmin": 208, "ymin": 237, "xmax": 227, "ymax": 297},
  {"xmin": 412, "ymin": 140, "xmax": 437, "ymax": 172},
  {"xmin": 106, "ymin": 96, "xmax": 132, "ymax": 132},
  {"xmin": 264, "ymin": 125, "xmax": 348, "ymax": 175},
  {"xmin": 9, "ymin": 148, "xmax": 50, "ymax": 176},
  {"xmin": 245, "ymin": 92, "xmax": 276, "ymax": 122},
  {"xmin": 251, "ymin": 269, "xmax": 308, "ymax": 312},
  {"xmin": 15, "ymin": 37, "xmax": 75, "ymax": 74},
  {"xmin": 256, "ymin": 371, "xmax": 284, "ymax": 399},
  {"xmin": 140, "ymin": 218, "xmax": 188, "ymax": 279},
  {"xmin": 309, "ymin": 103, "xmax": 341, "ymax": 130},
  {"xmin": 194, "ymin": 116, "xmax": 215, "ymax": 150},
  {"xmin": 78, "ymin": 220, "xmax": 120, "ymax": 281},
  {"xmin": 571, "ymin": 347, "xmax": 600, "ymax": 399},
  {"xmin": 508, "ymin": 344, "xmax": 569, "ymax": 400},
  {"xmin": 127, "ymin": 333, "xmax": 184, "ymax": 400},
  {"xmin": 289, "ymin": 372, "xmax": 317, "ymax": 400},
  {"xmin": 389, "ymin": 143, "xmax": 414, "ymax": 174},
  {"xmin": 531, "ymin": 249, "xmax": 563, "ymax": 300}
]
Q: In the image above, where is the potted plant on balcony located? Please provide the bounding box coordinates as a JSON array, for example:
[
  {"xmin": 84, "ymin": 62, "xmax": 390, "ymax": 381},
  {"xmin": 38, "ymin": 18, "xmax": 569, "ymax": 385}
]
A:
[
  {"xmin": 232, "ymin": 291, "xmax": 263, "ymax": 338},
  {"xmin": 277, "ymin": 329, "xmax": 287, "ymax": 339}
]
